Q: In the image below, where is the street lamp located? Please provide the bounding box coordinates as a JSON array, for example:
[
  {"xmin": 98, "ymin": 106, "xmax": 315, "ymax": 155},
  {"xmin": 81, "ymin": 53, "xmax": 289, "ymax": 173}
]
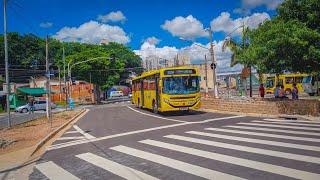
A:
[{"xmin": 179, "ymin": 38, "xmax": 210, "ymax": 50}]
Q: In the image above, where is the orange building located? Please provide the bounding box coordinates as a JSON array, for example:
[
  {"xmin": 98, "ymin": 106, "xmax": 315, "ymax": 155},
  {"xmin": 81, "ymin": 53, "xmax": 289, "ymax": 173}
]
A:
[{"xmin": 50, "ymin": 84, "xmax": 95, "ymax": 103}]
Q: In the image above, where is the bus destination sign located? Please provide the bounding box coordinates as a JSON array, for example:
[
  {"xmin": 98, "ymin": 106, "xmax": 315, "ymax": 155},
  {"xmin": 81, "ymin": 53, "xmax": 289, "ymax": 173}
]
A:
[{"xmin": 164, "ymin": 69, "xmax": 196, "ymax": 75}]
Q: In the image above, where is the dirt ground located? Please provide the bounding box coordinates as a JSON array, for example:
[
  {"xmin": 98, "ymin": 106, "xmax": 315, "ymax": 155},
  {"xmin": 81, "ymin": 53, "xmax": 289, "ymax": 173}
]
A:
[{"xmin": 0, "ymin": 110, "xmax": 80, "ymax": 155}]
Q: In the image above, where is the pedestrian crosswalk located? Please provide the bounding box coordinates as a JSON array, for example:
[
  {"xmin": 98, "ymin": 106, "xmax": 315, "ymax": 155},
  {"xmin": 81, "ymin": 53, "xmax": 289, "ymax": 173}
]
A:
[{"xmin": 32, "ymin": 118, "xmax": 320, "ymax": 180}]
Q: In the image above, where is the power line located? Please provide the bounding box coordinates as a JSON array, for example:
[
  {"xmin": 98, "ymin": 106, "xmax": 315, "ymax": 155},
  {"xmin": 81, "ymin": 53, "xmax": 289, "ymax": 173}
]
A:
[
  {"xmin": 7, "ymin": 0, "xmax": 92, "ymax": 44},
  {"xmin": 7, "ymin": 0, "xmax": 40, "ymax": 35}
]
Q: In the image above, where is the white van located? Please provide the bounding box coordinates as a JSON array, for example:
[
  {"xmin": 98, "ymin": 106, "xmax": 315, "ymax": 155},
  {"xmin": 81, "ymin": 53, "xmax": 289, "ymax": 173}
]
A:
[{"xmin": 110, "ymin": 91, "xmax": 124, "ymax": 97}]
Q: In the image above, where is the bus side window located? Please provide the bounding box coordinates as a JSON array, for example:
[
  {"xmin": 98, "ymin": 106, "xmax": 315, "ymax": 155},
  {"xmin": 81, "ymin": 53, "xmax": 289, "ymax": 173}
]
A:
[
  {"xmin": 276, "ymin": 79, "xmax": 283, "ymax": 86},
  {"xmin": 285, "ymin": 77, "xmax": 293, "ymax": 84},
  {"xmin": 295, "ymin": 77, "xmax": 303, "ymax": 83}
]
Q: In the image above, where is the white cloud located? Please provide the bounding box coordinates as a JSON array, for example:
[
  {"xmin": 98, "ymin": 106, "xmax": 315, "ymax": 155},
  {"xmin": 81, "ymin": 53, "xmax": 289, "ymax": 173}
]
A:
[
  {"xmin": 161, "ymin": 15, "xmax": 207, "ymax": 40},
  {"xmin": 134, "ymin": 40, "xmax": 242, "ymax": 73},
  {"xmin": 235, "ymin": 0, "xmax": 285, "ymax": 15},
  {"xmin": 210, "ymin": 12, "xmax": 270, "ymax": 37},
  {"xmin": 97, "ymin": 11, "xmax": 127, "ymax": 23},
  {"xmin": 143, "ymin": 37, "xmax": 161, "ymax": 45},
  {"xmin": 40, "ymin": 22, "xmax": 53, "ymax": 28},
  {"xmin": 53, "ymin": 21, "xmax": 130, "ymax": 44},
  {"xmin": 134, "ymin": 42, "xmax": 179, "ymax": 61}
]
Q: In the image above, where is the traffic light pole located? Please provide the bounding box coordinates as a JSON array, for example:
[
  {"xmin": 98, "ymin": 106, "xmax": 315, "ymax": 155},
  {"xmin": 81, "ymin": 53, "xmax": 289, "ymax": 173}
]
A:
[
  {"xmin": 63, "ymin": 47, "xmax": 68, "ymax": 110},
  {"xmin": 45, "ymin": 35, "xmax": 52, "ymax": 127},
  {"xmin": 208, "ymin": 27, "xmax": 218, "ymax": 98}
]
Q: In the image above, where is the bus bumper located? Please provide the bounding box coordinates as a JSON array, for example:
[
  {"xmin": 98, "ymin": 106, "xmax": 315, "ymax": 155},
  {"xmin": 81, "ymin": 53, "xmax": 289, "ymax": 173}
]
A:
[{"xmin": 159, "ymin": 100, "xmax": 201, "ymax": 112}]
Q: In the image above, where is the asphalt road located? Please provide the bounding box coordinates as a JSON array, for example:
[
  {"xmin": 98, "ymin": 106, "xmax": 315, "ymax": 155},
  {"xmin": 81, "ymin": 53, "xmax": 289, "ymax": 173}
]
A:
[
  {"xmin": 0, "ymin": 105, "xmax": 95, "ymax": 129},
  {"xmin": 14, "ymin": 103, "xmax": 320, "ymax": 179}
]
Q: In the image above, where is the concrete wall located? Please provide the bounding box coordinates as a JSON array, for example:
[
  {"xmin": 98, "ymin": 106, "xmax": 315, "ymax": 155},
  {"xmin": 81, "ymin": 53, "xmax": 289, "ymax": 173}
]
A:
[{"xmin": 201, "ymin": 98, "xmax": 320, "ymax": 117}]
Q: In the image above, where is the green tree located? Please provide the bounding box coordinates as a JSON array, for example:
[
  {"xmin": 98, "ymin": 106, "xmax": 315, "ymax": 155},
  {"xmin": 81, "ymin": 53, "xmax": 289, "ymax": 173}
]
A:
[
  {"xmin": 245, "ymin": 18, "xmax": 320, "ymax": 74},
  {"xmin": 222, "ymin": 25, "xmax": 254, "ymax": 95},
  {"xmin": 241, "ymin": 0, "xmax": 320, "ymax": 75}
]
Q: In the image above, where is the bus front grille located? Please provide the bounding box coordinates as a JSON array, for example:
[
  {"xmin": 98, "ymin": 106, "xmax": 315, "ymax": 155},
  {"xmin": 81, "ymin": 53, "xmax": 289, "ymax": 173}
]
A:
[{"xmin": 170, "ymin": 96, "xmax": 196, "ymax": 100}]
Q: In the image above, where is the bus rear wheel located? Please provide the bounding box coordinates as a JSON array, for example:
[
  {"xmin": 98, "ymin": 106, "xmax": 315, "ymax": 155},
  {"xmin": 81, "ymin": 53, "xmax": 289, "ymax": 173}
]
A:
[{"xmin": 153, "ymin": 101, "xmax": 158, "ymax": 114}]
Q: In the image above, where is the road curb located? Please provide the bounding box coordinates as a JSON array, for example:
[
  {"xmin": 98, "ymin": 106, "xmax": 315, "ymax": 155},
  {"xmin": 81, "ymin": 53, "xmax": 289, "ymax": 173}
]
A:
[
  {"xmin": 30, "ymin": 109, "xmax": 88, "ymax": 156},
  {"xmin": 201, "ymin": 108, "xmax": 320, "ymax": 121}
]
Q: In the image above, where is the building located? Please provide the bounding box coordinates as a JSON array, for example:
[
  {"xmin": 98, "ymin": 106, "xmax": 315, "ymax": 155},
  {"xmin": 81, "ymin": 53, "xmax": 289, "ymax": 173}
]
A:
[
  {"xmin": 176, "ymin": 53, "xmax": 191, "ymax": 66},
  {"xmin": 145, "ymin": 56, "xmax": 160, "ymax": 71},
  {"xmin": 183, "ymin": 64, "xmax": 260, "ymax": 90},
  {"xmin": 29, "ymin": 76, "xmax": 95, "ymax": 103}
]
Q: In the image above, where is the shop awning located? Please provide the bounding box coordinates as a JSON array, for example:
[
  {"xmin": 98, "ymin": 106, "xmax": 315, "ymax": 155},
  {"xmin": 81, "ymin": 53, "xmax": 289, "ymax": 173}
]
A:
[{"xmin": 17, "ymin": 88, "xmax": 54, "ymax": 95}]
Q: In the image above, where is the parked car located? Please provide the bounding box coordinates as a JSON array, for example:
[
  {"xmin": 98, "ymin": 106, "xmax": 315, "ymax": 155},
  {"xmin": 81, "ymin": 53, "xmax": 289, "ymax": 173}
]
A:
[
  {"xmin": 128, "ymin": 92, "xmax": 132, "ymax": 98},
  {"xmin": 14, "ymin": 100, "xmax": 57, "ymax": 113},
  {"xmin": 110, "ymin": 91, "xmax": 124, "ymax": 97}
]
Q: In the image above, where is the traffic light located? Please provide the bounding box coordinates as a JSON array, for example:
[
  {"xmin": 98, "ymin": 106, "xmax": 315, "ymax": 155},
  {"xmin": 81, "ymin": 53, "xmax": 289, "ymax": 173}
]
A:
[
  {"xmin": 210, "ymin": 63, "xmax": 216, "ymax": 70},
  {"xmin": 111, "ymin": 53, "xmax": 116, "ymax": 64}
]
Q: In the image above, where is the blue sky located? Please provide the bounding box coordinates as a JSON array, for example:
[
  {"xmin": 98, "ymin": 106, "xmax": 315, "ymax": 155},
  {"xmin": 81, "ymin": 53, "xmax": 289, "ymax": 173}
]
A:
[{"xmin": 1, "ymin": 0, "xmax": 283, "ymax": 72}]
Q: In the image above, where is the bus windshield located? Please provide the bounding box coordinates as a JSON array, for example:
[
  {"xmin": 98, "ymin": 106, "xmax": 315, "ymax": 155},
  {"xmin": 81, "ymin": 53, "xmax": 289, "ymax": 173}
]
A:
[
  {"xmin": 265, "ymin": 79, "xmax": 274, "ymax": 88},
  {"xmin": 163, "ymin": 76, "xmax": 200, "ymax": 95},
  {"xmin": 302, "ymin": 76, "xmax": 312, "ymax": 83}
]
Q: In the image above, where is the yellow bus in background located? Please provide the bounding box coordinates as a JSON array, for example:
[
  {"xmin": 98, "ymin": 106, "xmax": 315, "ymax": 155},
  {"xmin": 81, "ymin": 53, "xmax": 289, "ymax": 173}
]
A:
[
  {"xmin": 131, "ymin": 67, "xmax": 201, "ymax": 113},
  {"xmin": 265, "ymin": 74, "xmax": 308, "ymax": 95}
]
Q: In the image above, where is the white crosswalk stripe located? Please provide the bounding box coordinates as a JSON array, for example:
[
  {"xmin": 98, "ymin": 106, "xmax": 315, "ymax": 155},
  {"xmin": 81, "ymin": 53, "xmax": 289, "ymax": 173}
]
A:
[
  {"xmin": 186, "ymin": 131, "xmax": 320, "ymax": 151},
  {"xmin": 65, "ymin": 131, "xmax": 79, "ymax": 134},
  {"xmin": 252, "ymin": 120, "xmax": 320, "ymax": 127},
  {"xmin": 165, "ymin": 134, "xmax": 320, "ymax": 164},
  {"xmin": 110, "ymin": 145, "xmax": 244, "ymax": 180},
  {"xmin": 73, "ymin": 125, "xmax": 95, "ymax": 139},
  {"xmin": 225, "ymin": 125, "xmax": 320, "ymax": 136},
  {"xmin": 140, "ymin": 139, "xmax": 320, "ymax": 180},
  {"xmin": 57, "ymin": 137, "xmax": 86, "ymax": 140},
  {"xmin": 238, "ymin": 122, "xmax": 320, "ymax": 131},
  {"xmin": 35, "ymin": 161, "xmax": 80, "ymax": 180},
  {"xmin": 34, "ymin": 119, "xmax": 320, "ymax": 180},
  {"xmin": 205, "ymin": 127, "xmax": 320, "ymax": 142},
  {"xmin": 76, "ymin": 153, "xmax": 160, "ymax": 180},
  {"xmin": 263, "ymin": 119, "xmax": 320, "ymax": 123}
]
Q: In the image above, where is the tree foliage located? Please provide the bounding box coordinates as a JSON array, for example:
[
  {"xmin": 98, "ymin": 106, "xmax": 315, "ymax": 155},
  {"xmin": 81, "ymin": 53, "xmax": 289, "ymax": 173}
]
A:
[
  {"xmin": 0, "ymin": 33, "xmax": 142, "ymax": 89},
  {"xmin": 242, "ymin": 0, "xmax": 320, "ymax": 74}
]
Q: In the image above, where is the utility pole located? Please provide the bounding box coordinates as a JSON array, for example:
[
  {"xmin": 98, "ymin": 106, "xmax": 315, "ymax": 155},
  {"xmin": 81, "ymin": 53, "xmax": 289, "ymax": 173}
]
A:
[
  {"xmin": 208, "ymin": 26, "xmax": 218, "ymax": 98},
  {"xmin": 4, "ymin": 0, "xmax": 11, "ymax": 127},
  {"xmin": 90, "ymin": 72, "xmax": 93, "ymax": 103},
  {"xmin": 45, "ymin": 35, "xmax": 52, "ymax": 127},
  {"xmin": 68, "ymin": 64, "xmax": 72, "ymax": 99},
  {"xmin": 249, "ymin": 66, "xmax": 252, "ymax": 97},
  {"xmin": 205, "ymin": 55, "xmax": 208, "ymax": 88},
  {"xmin": 58, "ymin": 66, "xmax": 61, "ymax": 102},
  {"xmin": 63, "ymin": 47, "xmax": 68, "ymax": 110}
]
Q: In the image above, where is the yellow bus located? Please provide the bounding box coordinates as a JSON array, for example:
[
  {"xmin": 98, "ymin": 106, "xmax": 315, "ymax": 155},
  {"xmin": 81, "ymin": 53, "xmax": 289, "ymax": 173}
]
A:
[
  {"xmin": 131, "ymin": 67, "xmax": 201, "ymax": 113},
  {"xmin": 265, "ymin": 74, "xmax": 308, "ymax": 95}
]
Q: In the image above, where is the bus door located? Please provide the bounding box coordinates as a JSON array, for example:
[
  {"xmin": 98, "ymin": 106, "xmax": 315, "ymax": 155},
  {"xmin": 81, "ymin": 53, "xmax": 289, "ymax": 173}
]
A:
[
  {"xmin": 141, "ymin": 80, "xmax": 145, "ymax": 107},
  {"xmin": 155, "ymin": 77, "xmax": 160, "ymax": 108}
]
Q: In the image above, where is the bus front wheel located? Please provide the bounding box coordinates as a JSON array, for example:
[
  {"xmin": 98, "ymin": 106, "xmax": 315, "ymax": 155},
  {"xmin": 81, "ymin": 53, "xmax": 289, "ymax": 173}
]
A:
[
  {"xmin": 153, "ymin": 100, "xmax": 158, "ymax": 114},
  {"xmin": 138, "ymin": 99, "xmax": 142, "ymax": 109},
  {"xmin": 285, "ymin": 88, "xmax": 291, "ymax": 95}
]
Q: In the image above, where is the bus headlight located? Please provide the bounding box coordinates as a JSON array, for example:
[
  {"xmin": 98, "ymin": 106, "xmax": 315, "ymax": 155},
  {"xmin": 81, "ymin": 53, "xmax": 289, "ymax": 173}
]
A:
[{"xmin": 164, "ymin": 98, "xmax": 170, "ymax": 104}]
